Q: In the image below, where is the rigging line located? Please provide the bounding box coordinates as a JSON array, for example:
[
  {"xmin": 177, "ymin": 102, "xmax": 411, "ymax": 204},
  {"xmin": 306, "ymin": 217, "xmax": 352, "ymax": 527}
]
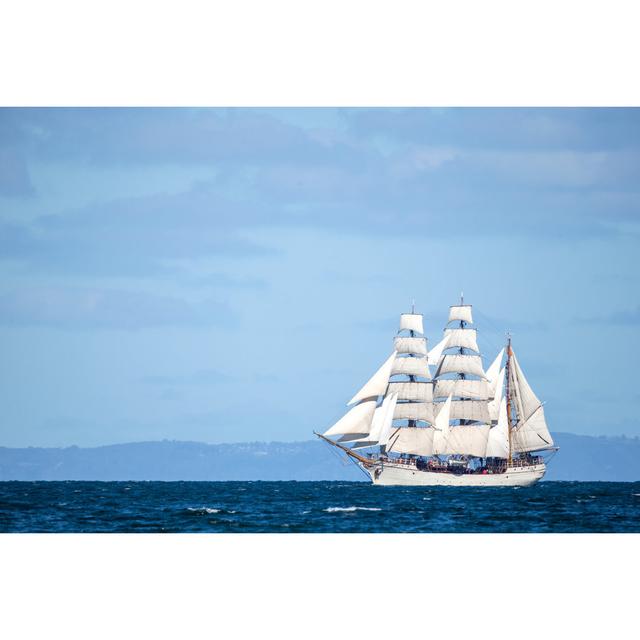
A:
[
  {"xmin": 344, "ymin": 448, "xmax": 372, "ymax": 479},
  {"xmin": 474, "ymin": 310, "xmax": 509, "ymax": 355},
  {"xmin": 335, "ymin": 441, "xmax": 372, "ymax": 479},
  {"xmin": 322, "ymin": 435, "xmax": 370, "ymax": 478},
  {"xmin": 473, "ymin": 307, "xmax": 506, "ymax": 334},
  {"xmin": 474, "ymin": 308, "xmax": 506, "ymax": 331},
  {"xmin": 479, "ymin": 333, "xmax": 504, "ymax": 362},
  {"xmin": 322, "ymin": 437, "xmax": 353, "ymax": 468},
  {"xmin": 323, "ymin": 432, "xmax": 350, "ymax": 467},
  {"xmin": 467, "ymin": 319, "xmax": 504, "ymax": 368}
]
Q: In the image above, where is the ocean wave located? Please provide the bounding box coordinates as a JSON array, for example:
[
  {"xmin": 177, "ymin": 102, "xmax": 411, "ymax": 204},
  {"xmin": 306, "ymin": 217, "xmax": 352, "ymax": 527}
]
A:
[
  {"xmin": 323, "ymin": 506, "xmax": 381, "ymax": 513},
  {"xmin": 2, "ymin": 481, "xmax": 638, "ymax": 533},
  {"xmin": 187, "ymin": 507, "xmax": 221, "ymax": 514}
]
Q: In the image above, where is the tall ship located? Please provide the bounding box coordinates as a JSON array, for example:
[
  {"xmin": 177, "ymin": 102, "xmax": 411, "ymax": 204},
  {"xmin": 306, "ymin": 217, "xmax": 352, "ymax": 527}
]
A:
[{"xmin": 316, "ymin": 299, "xmax": 557, "ymax": 486}]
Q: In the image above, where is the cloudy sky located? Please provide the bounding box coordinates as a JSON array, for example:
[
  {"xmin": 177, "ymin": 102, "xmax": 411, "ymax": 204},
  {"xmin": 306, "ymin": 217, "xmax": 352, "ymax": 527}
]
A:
[{"xmin": 0, "ymin": 107, "xmax": 639, "ymax": 447}]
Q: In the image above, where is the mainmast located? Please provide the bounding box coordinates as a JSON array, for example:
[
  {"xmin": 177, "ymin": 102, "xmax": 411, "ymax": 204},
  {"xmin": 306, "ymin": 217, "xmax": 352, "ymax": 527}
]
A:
[
  {"xmin": 505, "ymin": 334, "xmax": 513, "ymax": 465},
  {"xmin": 323, "ymin": 305, "xmax": 432, "ymax": 454},
  {"xmin": 458, "ymin": 292, "xmax": 466, "ymax": 421},
  {"xmin": 408, "ymin": 299, "xmax": 417, "ymax": 429},
  {"xmin": 433, "ymin": 296, "xmax": 488, "ymax": 428}
]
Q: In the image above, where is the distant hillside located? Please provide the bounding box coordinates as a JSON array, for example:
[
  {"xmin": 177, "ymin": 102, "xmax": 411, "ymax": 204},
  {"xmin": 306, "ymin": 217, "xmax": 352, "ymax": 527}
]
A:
[
  {"xmin": 0, "ymin": 433, "xmax": 638, "ymax": 481},
  {"xmin": 0, "ymin": 440, "xmax": 363, "ymax": 481}
]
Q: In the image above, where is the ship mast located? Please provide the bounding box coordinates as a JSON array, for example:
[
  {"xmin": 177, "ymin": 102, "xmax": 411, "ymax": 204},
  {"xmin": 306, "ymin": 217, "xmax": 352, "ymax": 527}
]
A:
[
  {"xmin": 408, "ymin": 299, "xmax": 417, "ymax": 430},
  {"xmin": 505, "ymin": 334, "xmax": 513, "ymax": 465},
  {"xmin": 458, "ymin": 292, "xmax": 466, "ymax": 426}
]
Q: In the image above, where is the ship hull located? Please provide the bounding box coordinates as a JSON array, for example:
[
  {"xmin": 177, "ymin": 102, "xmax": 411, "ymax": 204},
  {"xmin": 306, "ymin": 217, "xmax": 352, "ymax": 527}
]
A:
[{"xmin": 362, "ymin": 462, "xmax": 546, "ymax": 486}]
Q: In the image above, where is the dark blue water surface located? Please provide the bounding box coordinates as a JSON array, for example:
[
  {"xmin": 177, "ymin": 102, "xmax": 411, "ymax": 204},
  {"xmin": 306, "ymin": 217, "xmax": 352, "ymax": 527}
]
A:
[{"xmin": 1, "ymin": 481, "xmax": 639, "ymax": 533}]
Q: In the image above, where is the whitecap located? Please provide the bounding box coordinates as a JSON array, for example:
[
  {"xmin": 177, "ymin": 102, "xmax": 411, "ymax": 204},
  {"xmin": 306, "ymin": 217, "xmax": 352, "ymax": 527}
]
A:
[
  {"xmin": 323, "ymin": 506, "xmax": 381, "ymax": 513},
  {"xmin": 187, "ymin": 507, "xmax": 221, "ymax": 514}
]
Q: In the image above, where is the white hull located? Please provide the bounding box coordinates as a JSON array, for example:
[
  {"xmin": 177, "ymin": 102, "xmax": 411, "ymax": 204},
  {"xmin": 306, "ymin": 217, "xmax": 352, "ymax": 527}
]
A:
[{"xmin": 363, "ymin": 462, "xmax": 546, "ymax": 486}]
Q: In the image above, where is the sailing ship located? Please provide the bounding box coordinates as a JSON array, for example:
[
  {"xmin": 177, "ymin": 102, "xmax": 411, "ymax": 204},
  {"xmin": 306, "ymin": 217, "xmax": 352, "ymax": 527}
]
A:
[{"xmin": 315, "ymin": 299, "xmax": 556, "ymax": 486}]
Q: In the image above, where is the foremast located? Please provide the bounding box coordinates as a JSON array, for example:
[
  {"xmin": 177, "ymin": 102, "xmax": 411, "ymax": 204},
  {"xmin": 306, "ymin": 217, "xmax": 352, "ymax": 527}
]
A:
[
  {"xmin": 318, "ymin": 305, "xmax": 433, "ymax": 456},
  {"xmin": 390, "ymin": 304, "xmax": 432, "ymax": 446},
  {"xmin": 505, "ymin": 334, "xmax": 513, "ymax": 465}
]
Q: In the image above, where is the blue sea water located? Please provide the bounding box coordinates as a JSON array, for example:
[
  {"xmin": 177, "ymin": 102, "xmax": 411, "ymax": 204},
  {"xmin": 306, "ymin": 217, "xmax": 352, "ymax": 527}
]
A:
[{"xmin": 0, "ymin": 481, "xmax": 638, "ymax": 533}]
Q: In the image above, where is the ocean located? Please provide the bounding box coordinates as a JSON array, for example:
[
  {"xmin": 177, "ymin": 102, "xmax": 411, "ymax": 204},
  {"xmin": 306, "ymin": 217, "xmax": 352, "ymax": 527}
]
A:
[{"xmin": 1, "ymin": 480, "xmax": 638, "ymax": 533}]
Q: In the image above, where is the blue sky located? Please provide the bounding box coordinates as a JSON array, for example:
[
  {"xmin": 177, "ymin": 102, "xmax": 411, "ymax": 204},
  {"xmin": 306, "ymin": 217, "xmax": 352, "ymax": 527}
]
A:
[{"xmin": 0, "ymin": 107, "xmax": 639, "ymax": 447}]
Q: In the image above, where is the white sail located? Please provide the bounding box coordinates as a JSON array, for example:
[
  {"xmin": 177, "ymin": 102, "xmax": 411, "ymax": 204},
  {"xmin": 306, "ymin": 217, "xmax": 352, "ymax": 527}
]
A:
[
  {"xmin": 435, "ymin": 354, "xmax": 486, "ymax": 379},
  {"xmin": 448, "ymin": 305, "xmax": 473, "ymax": 325},
  {"xmin": 444, "ymin": 328, "xmax": 479, "ymax": 353},
  {"xmin": 485, "ymin": 397, "xmax": 510, "ymax": 458},
  {"xmin": 432, "ymin": 395, "xmax": 452, "ymax": 455},
  {"xmin": 387, "ymin": 381, "xmax": 433, "ymax": 403},
  {"xmin": 393, "ymin": 336, "xmax": 428, "ymax": 356},
  {"xmin": 347, "ymin": 351, "xmax": 397, "ymax": 405},
  {"xmin": 485, "ymin": 349, "xmax": 505, "ymax": 397},
  {"xmin": 433, "ymin": 379, "xmax": 489, "ymax": 400},
  {"xmin": 324, "ymin": 400, "xmax": 377, "ymax": 437},
  {"xmin": 509, "ymin": 362, "xmax": 525, "ymax": 427},
  {"xmin": 443, "ymin": 425, "xmax": 490, "ymax": 457},
  {"xmin": 348, "ymin": 440, "xmax": 379, "ymax": 450},
  {"xmin": 391, "ymin": 355, "xmax": 430, "ymax": 379},
  {"xmin": 387, "ymin": 427, "xmax": 434, "ymax": 456},
  {"xmin": 356, "ymin": 393, "xmax": 398, "ymax": 445},
  {"xmin": 512, "ymin": 404, "xmax": 554, "ymax": 452},
  {"xmin": 357, "ymin": 395, "xmax": 390, "ymax": 444},
  {"xmin": 393, "ymin": 402, "xmax": 434, "ymax": 423},
  {"xmin": 427, "ymin": 335, "xmax": 450, "ymax": 365},
  {"xmin": 511, "ymin": 352, "xmax": 542, "ymax": 422},
  {"xmin": 399, "ymin": 313, "xmax": 424, "ymax": 335},
  {"xmin": 487, "ymin": 366, "xmax": 505, "ymax": 422},
  {"xmin": 377, "ymin": 393, "xmax": 399, "ymax": 446},
  {"xmin": 449, "ymin": 400, "xmax": 491, "ymax": 423}
]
